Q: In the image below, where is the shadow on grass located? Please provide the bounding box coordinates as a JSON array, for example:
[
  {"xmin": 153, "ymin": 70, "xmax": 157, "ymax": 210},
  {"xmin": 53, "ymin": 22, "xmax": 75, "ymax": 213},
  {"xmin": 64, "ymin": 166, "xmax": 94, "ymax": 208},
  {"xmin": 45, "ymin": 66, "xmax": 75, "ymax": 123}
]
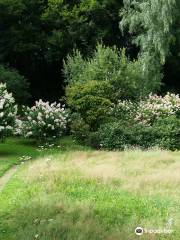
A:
[{"xmin": 0, "ymin": 151, "xmax": 16, "ymax": 157}]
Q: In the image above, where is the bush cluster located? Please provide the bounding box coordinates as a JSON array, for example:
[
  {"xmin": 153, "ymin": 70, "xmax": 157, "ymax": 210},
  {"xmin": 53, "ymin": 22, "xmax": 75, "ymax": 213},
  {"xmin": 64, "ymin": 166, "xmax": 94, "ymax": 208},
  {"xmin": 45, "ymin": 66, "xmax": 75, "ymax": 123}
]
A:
[
  {"xmin": 0, "ymin": 83, "xmax": 69, "ymax": 142},
  {"xmin": 89, "ymin": 93, "xmax": 180, "ymax": 150},
  {"xmin": 64, "ymin": 43, "xmax": 180, "ymax": 151},
  {"xmin": 64, "ymin": 45, "xmax": 150, "ymax": 99},
  {"xmin": 65, "ymin": 44, "xmax": 149, "ymax": 136},
  {"xmin": 93, "ymin": 116, "xmax": 180, "ymax": 151},
  {"xmin": 0, "ymin": 43, "xmax": 179, "ymax": 151},
  {"xmin": 135, "ymin": 93, "xmax": 180, "ymax": 126}
]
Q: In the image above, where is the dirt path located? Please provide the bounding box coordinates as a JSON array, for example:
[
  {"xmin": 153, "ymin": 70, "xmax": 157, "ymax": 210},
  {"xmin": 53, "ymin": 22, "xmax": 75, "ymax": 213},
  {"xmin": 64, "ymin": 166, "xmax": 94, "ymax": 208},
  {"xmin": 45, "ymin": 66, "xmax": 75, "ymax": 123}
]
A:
[{"xmin": 0, "ymin": 166, "xmax": 18, "ymax": 192}]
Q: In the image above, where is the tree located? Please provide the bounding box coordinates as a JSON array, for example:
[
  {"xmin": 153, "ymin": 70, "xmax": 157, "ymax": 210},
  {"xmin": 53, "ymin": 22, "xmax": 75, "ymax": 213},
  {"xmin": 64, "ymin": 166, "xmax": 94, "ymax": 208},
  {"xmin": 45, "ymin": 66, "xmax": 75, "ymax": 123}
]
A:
[
  {"xmin": 0, "ymin": 0, "xmax": 124, "ymax": 102},
  {"xmin": 0, "ymin": 0, "xmax": 49, "ymax": 101},
  {"xmin": 43, "ymin": 0, "xmax": 124, "ymax": 60},
  {"xmin": 0, "ymin": 65, "xmax": 30, "ymax": 104},
  {"xmin": 120, "ymin": 0, "xmax": 179, "ymax": 92}
]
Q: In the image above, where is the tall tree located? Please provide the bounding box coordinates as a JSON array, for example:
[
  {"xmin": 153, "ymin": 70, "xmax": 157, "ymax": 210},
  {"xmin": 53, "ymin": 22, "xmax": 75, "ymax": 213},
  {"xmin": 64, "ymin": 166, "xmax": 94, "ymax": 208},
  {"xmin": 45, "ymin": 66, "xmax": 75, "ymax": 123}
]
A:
[
  {"xmin": 0, "ymin": 0, "xmax": 124, "ymax": 102},
  {"xmin": 120, "ymin": 0, "xmax": 179, "ymax": 92}
]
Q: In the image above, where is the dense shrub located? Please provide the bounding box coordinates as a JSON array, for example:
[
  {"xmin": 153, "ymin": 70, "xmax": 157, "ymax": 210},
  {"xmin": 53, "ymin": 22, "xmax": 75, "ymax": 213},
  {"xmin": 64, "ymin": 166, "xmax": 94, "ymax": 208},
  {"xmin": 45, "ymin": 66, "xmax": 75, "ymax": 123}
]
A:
[
  {"xmin": 70, "ymin": 113, "xmax": 90, "ymax": 143},
  {"xmin": 86, "ymin": 131, "xmax": 101, "ymax": 149},
  {"xmin": 65, "ymin": 44, "xmax": 149, "ymax": 130},
  {"xmin": 0, "ymin": 83, "xmax": 17, "ymax": 141},
  {"xmin": 64, "ymin": 44, "xmax": 150, "ymax": 100},
  {"xmin": 92, "ymin": 121, "xmax": 136, "ymax": 150},
  {"xmin": 66, "ymin": 80, "xmax": 113, "ymax": 129},
  {"xmin": 22, "ymin": 100, "xmax": 68, "ymax": 141},
  {"xmin": 130, "ymin": 116, "xmax": 180, "ymax": 150},
  {"xmin": 0, "ymin": 65, "xmax": 30, "ymax": 104},
  {"xmin": 90, "ymin": 95, "xmax": 180, "ymax": 151},
  {"xmin": 110, "ymin": 93, "xmax": 180, "ymax": 123},
  {"xmin": 110, "ymin": 100, "xmax": 137, "ymax": 121},
  {"xmin": 152, "ymin": 116, "xmax": 180, "ymax": 150},
  {"xmin": 135, "ymin": 93, "xmax": 180, "ymax": 126},
  {"xmin": 92, "ymin": 118, "xmax": 180, "ymax": 151}
]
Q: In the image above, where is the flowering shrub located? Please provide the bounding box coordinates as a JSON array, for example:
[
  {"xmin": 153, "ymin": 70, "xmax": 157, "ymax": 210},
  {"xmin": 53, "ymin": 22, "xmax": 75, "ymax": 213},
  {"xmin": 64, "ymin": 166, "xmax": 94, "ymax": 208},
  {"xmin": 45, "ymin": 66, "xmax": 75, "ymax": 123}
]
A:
[
  {"xmin": 14, "ymin": 118, "xmax": 23, "ymax": 136},
  {"xmin": 22, "ymin": 100, "xmax": 68, "ymax": 141},
  {"xmin": 111, "ymin": 93, "xmax": 180, "ymax": 125},
  {"xmin": 110, "ymin": 100, "xmax": 137, "ymax": 121},
  {"xmin": 0, "ymin": 83, "xmax": 17, "ymax": 141},
  {"xmin": 94, "ymin": 93, "xmax": 180, "ymax": 150},
  {"xmin": 135, "ymin": 93, "xmax": 180, "ymax": 126}
]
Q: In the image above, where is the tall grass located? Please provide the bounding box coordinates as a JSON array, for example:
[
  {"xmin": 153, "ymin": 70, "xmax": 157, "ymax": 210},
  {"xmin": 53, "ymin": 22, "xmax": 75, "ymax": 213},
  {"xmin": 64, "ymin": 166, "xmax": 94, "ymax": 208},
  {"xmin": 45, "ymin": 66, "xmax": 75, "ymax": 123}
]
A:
[{"xmin": 0, "ymin": 138, "xmax": 179, "ymax": 239}]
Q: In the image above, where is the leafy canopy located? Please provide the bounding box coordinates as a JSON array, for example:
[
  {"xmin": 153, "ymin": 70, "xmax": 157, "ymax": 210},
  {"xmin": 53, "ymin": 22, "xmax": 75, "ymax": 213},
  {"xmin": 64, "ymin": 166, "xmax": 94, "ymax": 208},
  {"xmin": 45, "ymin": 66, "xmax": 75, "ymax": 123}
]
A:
[
  {"xmin": 65, "ymin": 44, "xmax": 156, "ymax": 130},
  {"xmin": 120, "ymin": 0, "xmax": 178, "ymax": 88},
  {"xmin": 0, "ymin": 65, "xmax": 30, "ymax": 104}
]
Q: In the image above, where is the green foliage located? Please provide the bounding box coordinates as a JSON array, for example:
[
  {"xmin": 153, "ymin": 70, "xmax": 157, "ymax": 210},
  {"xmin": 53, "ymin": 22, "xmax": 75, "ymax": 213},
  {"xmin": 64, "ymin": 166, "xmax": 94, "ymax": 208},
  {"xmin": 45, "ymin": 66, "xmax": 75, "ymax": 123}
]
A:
[
  {"xmin": 66, "ymin": 79, "xmax": 113, "ymax": 130},
  {"xmin": 0, "ymin": 65, "xmax": 30, "ymax": 104},
  {"xmin": 152, "ymin": 116, "xmax": 180, "ymax": 151},
  {"xmin": 70, "ymin": 113, "xmax": 90, "ymax": 143},
  {"xmin": 93, "ymin": 115, "xmax": 180, "ymax": 151},
  {"xmin": 96, "ymin": 94, "xmax": 180, "ymax": 150},
  {"xmin": 43, "ymin": 0, "xmax": 123, "ymax": 61},
  {"xmin": 0, "ymin": 0, "xmax": 125, "ymax": 100},
  {"xmin": 65, "ymin": 44, "xmax": 152, "ymax": 130},
  {"xmin": 0, "ymin": 0, "xmax": 47, "ymax": 56},
  {"xmin": 64, "ymin": 45, "xmax": 148, "ymax": 99},
  {"xmin": 120, "ymin": 0, "xmax": 178, "ymax": 90},
  {"xmin": 93, "ymin": 121, "xmax": 135, "ymax": 150}
]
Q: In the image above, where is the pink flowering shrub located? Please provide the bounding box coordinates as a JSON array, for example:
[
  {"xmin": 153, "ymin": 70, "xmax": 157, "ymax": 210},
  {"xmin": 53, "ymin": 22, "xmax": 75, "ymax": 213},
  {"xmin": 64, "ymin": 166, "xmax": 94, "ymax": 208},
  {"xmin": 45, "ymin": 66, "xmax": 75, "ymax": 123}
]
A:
[
  {"xmin": 96, "ymin": 93, "xmax": 180, "ymax": 150},
  {"xmin": 135, "ymin": 93, "xmax": 180, "ymax": 126},
  {"xmin": 22, "ymin": 100, "xmax": 68, "ymax": 141},
  {"xmin": 110, "ymin": 100, "xmax": 137, "ymax": 121},
  {"xmin": 111, "ymin": 93, "xmax": 180, "ymax": 126},
  {"xmin": 0, "ymin": 83, "xmax": 17, "ymax": 141}
]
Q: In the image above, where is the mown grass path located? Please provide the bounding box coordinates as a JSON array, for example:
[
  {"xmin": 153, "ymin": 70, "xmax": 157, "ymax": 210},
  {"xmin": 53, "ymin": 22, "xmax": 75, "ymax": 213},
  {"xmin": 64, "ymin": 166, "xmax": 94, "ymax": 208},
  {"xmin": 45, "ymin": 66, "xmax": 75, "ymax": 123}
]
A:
[
  {"xmin": 0, "ymin": 137, "xmax": 90, "ymax": 188},
  {"xmin": 0, "ymin": 166, "xmax": 18, "ymax": 192},
  {"xmin": 0, "ymin": 138, "xmax": 39, "ymax": 177}
]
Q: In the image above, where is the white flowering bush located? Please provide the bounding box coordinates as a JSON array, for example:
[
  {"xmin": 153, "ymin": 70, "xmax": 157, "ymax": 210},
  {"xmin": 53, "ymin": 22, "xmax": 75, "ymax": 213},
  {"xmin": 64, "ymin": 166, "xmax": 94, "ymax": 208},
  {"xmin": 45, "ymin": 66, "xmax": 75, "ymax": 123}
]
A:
[
  {"xmin": 96, "ymin": 93, "xmax": 180, "ymax": 150},
  {"xmin": 110, "ymin": 100, "xmax": 137, "ymax": 120},
  {"xmin": 14, "ymin": 118, "xmax": 23, "ymax": 136},
  {"xmin": 22, "ymin": 100, "xmax": 68, "ymax": 141},
  {"xmin": 0, "ymin": 83, "xmax": 17, "ymax": 141},
  {"xmin": 135, "ymin": 93, "xmax": 180, "ymax": 126},
  {"xmin": 110, "ymin": 93, "xmax": 180, "ymax": 125}
]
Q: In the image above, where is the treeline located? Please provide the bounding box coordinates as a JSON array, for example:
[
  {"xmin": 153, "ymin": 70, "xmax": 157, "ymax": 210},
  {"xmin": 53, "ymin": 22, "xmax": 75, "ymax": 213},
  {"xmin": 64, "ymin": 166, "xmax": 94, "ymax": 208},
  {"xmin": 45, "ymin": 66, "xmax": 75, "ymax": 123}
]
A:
[{"xmin": 0, "ymin": 0, "xmax": 179, "ymax": 104}]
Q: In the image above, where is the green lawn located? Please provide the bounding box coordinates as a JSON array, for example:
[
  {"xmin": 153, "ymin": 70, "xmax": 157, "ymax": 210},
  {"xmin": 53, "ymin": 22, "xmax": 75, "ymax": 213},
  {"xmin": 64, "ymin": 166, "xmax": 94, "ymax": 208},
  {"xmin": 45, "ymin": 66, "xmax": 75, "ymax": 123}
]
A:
[
  {"xmin": 0, "ymin": 138, "xmax": 180, "ymax": 239},
  {"xmin": 0, "ymin": 138, "xmax": 39, "ymax": 177}
]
